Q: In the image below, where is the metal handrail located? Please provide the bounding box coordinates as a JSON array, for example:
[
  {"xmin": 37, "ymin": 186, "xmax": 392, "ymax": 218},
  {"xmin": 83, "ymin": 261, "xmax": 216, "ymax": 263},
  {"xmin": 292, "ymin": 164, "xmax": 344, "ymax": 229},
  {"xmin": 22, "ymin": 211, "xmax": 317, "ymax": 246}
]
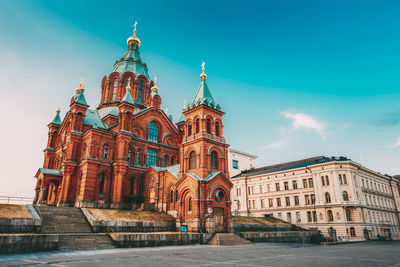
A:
[{"xmin": 0, "ymin": 196, "xmax": 34, "ymax": 204}]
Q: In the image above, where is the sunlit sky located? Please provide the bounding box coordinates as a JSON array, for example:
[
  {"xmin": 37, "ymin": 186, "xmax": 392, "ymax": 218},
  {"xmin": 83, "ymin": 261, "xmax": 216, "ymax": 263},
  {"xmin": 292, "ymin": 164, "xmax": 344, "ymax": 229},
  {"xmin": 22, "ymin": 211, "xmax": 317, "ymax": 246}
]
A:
[{"xmin": 1, "ymin": 0, "xmax": 399, "ymax": 197}]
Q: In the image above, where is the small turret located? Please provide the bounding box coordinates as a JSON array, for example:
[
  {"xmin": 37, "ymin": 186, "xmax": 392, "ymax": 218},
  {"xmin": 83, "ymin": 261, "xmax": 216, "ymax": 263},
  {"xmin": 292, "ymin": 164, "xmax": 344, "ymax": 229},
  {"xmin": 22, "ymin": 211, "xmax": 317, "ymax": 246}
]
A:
[{"xmin": 150, "ymin": 76, "xmax": 161, "ymax": 109}]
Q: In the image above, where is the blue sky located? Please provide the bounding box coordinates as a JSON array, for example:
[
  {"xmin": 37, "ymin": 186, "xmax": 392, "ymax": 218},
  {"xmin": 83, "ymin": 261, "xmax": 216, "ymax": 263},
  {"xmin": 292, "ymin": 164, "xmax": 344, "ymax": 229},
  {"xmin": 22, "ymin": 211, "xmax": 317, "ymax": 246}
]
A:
[{"xmin": 0, "ymin": 0, "xmax": 399, "ymax": 197}]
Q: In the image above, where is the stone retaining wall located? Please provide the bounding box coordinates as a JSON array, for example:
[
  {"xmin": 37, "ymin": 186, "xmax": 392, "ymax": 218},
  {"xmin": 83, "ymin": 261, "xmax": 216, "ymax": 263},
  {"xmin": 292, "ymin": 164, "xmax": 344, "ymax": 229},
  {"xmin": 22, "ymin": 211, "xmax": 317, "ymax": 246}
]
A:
[
  {"xmin": 82, "ymin": 208, "xmax": 176, "ymax": 233},
  {"xmin": 110, "ymin": 233, "xmax": 203, "ymax": 247},
  {"xmin": 0, "ymin": 205, "xmax": 41, "ymax": 233},
  {"xmin": 234, "ymin": 223, "xmax": 304, "ymax": 233},
  {"xmin": 0, "ymin": 234, "xmax": 59, "ymax": 254},
  {"xmin": 240, "ymin": 231, "xmax": 323, "ymax": 244}
]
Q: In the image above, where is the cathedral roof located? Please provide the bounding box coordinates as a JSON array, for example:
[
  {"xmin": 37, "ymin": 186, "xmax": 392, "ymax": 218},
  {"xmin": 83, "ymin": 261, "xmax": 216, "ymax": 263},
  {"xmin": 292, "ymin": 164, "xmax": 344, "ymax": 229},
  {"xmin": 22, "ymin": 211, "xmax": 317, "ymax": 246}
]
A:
[
  {"xmin": 187, "ymin": 171, "xmax": 221, "ymax": 181},
  {"xmin": 83, "ymin": 109, "xmax": 106, "ymax": 129},
  {"xmin": 98, "ymin": 106, "xmax": 119, "ymax": 119},
  {"xmin": 121, "ymin": 87, "xmax": 135, "ymax": 105},
  {"xmin": 151, "ymin": 164, "xmax": 180, "ymax": 178},
  {"xmin": 50, "ymin": 109, "xmax": 61, "ymax": 125},
  {"xmin": 111, "ymin": 42, "xmax": 150, "ymax": 79},
  {"xmin": 187, "ymin": 65, "xmax": 221, "ymax": 111},
  {"xmin": 74, "ymin": 91, "xmax": 88, "ymax": 106}
]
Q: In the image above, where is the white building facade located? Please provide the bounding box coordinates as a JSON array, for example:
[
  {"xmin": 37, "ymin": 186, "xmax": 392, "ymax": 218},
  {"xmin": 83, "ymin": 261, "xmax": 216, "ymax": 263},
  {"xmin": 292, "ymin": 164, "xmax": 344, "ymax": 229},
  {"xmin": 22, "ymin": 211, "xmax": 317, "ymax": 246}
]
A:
[
  {"xmin": 228, "ymin": 149, "xmax": 257, "ymax": 177},
  {"xmin": 231, "ymin": 156, "xmax": 400, "ymax": 241}
]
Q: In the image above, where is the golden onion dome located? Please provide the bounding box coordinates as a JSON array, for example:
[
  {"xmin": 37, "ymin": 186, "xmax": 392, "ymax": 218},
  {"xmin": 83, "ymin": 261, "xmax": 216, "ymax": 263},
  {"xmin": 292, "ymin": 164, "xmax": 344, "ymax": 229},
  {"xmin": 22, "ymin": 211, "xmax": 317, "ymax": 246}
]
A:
[{"xmin": 127, "ymin": 21, "xmax": 141, "ymax": 46}]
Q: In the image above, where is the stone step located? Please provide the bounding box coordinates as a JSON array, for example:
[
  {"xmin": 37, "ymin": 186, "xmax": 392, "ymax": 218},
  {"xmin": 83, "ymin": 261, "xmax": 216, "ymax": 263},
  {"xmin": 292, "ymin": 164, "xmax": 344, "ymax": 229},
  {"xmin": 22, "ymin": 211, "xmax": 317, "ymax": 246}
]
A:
[
  {"xmin": 58, "ymin": 234, "xmax": 114, "ymax": 251},
  {"xmin": 207, "ymin": 233, "xmax": 252, "ymax": 246}
]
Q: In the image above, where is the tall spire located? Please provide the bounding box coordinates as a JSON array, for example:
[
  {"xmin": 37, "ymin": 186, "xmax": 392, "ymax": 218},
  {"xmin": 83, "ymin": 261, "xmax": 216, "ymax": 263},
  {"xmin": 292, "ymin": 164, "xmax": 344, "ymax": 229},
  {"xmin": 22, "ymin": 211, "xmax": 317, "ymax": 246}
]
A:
[
  {"xmin": 127, "ymin": 21, "xmax": 141, "ymax": 46},
  {"xmin": 187, "ymin": 62, "xmax": 221, "ymax": 111},
  {"xmin": 50, "ymin": 106, "xmax": 62, "ymax": 125}
]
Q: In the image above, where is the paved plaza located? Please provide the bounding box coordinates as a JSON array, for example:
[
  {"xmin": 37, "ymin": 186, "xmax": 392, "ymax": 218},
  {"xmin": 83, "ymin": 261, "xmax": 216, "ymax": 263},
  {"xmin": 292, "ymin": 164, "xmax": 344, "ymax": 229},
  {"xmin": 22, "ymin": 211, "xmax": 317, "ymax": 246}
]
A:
[{"xmin": 1, "ymin": 242, "xmax": 400, "ymax": 267}]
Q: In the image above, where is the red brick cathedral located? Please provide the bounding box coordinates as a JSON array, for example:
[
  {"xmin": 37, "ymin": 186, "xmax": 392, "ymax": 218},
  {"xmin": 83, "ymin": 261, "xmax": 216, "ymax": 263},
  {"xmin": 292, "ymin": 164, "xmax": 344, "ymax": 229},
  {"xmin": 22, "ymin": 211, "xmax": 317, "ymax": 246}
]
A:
[{"xmin": 33, "ymin": 25, "xmax": 233, "ymax": 232}]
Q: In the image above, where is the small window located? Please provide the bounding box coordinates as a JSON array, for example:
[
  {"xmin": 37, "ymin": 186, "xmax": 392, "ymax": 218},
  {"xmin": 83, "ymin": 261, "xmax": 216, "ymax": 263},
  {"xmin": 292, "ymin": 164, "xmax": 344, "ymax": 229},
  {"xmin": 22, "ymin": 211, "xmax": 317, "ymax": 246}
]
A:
[
  {"xmin": 128, "ymin": 149, "xmax": 132, "ymax": 163},
  {"xmin": 339, "ymin": 174, "xmax": 343, "ymax": 184},
  {"xmin": 215, "ymin": 190, "xmax": 224, "ymax": 202},
  {"xmin": 346, "ymin": 209, "xmax": 352, "ymax": 221},
  {"xmin": 308, "ymin": 178, "xmax": 313, "ymax": 188},
  {"xmin": 136, "ymin": 151, "xmax": 141, "ymax": 165},
  {"xmin": 277, "ymin": 198, "xmax": 281, "ymax": 207},
  {"xmin": 148, "ymin": 122, "xmax": 159, "ymax": 143},
  {"xmin": 275, "ymin": 183, "xmax": 280, "ymax": 191},
  {"xmin": 138, "ymin": 80, "xmax": 143, "ymax": 103},
  {"xmin": 303, "ymin": 179, "xmax": 307, "ymax": 188},
  {"xmin": 99, "ymin": 173, "xmax": 106, "ymax": 195},
  {"xmin": 147, "ymin": 149, "xmax": 157, "ymax": 166},
  {"xmin": 170, "ymin": 156, "xmax": 174, "ymax": 166},
  {"xmin": 327, "ymin": 210, "xmax": 334, "ymax": 222},
  {"xmin": 188, "ymin": 122, "xmax": 192, "ymax": 136},
  {"xmin": 206, "ymin": 118, "xmax": 211, "ymax": 133},
  {"xmin": 343, "ymin": 174, "xmax": 347, "ymax": 184},
  {"xmin": 215, "ymin": 122, "xmax": 220, "ymax": 136},
  {"xmin": 321, "ymin": 176, "xmax": 325, "ymax": 186},
  {"xmin": 170, "ymin": 190, "xmax": 174, "ymax": 203},
  {"xmin": 211, "ymin": 151, "xmax": 218, "ymax": 169},
  {"xmin": 129, "ymin": 176, "xmax": 134, "ymax": 196},
  {"xmin": 232, "ymin": 160, "xmax": 239, "ymax": 169},
  {"xmin": 325, "ymin": 175, "xmax": 330, "ymax": 186},
  {"xmin": 175, "ymin": 190, "xmax": 178, "ymax": 202},
  {"xmin": 195, "ymin": 118, "xmax": 200, "ymax": 134},
  {"xmin": 285, "ymin": 196, "xmax": 290, "ymax": 206},
  {"xmin": 112, "ymin": 78, "xmax": 118, "ymax": 101},
  {"xmin": 163, "ymin": 155, "xmax": 167, "ymax": 167},
  {"xmin": 350, "ymin": 227, "xmax": 356, "ymax": 236},
  {"xmin": 325, "ymin": 192, "xmax": 331, "ymax": 203},
  {"xmin": 103, "ymin": 144, "xmax": 109, "ymax": 160},
  {"xmin": 292, "ymin": 180, "xmax": 298, "ymax": 189},
  {"xmin": 284, "ymin": 182, "xmax": 289, "ymax": 190},
  {"xmin": 188, "ymin": 197, "xmax": 192, "ymax": 212},
  {"xmin": 189, "ymin": 151, "xmax": 196, "ymax": 169},
  {"xmin": 294, "ymin": 196, "xmax": 299, "ymax": 206},
  {"xmin": 343, "ymin": 191, "xmax": 349, "ymax": 201}
]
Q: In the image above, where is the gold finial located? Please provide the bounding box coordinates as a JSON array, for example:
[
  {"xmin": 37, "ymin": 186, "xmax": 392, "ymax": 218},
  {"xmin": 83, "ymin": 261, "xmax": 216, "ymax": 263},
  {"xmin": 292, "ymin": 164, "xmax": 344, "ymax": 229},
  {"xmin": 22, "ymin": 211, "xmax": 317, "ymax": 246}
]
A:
[
  {"xmin": 126, "ymin": 77, "xmax": 132, "ymax": 91},
  {"xmin": 127, "ymin": 21, "xmax": 141, "ymax": 46},
  {"xmin": 75, "ymin": 78, "xmax": 85, "ymax": 93},
  {"xmin": 200, "ymin": 61, "xmax": 207, "ymax": 79},
  {"xmin": 151, "ymin": 76, "xmax": 158, "ymax": 93},
  {"xmin": 56, "ymin": 106, "xmax": 61, "ymax": 113},
  {"xmin": 182, "ymin": 99, "xmax": 187, "ymax": 111}
]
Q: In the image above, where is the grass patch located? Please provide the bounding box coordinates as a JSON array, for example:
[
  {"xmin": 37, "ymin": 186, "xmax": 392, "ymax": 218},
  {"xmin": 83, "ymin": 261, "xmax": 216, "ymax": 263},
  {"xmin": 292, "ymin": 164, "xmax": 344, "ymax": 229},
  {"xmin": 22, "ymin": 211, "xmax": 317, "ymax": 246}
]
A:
[
  {"xmin": 87, "ymin": 208, "xmax": 175, "ymax": 223},
  {"xmin": 0, "ymin": 204, "xmax": 33, "ymax": 219},
  {"xmin": 232, "ymin": 216, "xmax": 288, "ymax": 225}
]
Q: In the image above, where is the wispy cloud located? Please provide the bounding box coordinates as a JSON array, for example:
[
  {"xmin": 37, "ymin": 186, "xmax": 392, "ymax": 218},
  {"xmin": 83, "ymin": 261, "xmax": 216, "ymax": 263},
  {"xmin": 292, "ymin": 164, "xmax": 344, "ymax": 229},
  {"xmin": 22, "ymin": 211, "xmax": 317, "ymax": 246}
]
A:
[
  {"xmin": 372, "ymin": 111, "xmax": 400, "ymax": 127},
  {"xmin": 282, "ymin": 111, "xmax": 326, "ymax": 139},
  {"xmin": 262, "ymin": 140, "xmax": 287, "ymax": 150},
  {"xmin": 390, "ymin": 137, "xmax": 400, "ymax": 148}
]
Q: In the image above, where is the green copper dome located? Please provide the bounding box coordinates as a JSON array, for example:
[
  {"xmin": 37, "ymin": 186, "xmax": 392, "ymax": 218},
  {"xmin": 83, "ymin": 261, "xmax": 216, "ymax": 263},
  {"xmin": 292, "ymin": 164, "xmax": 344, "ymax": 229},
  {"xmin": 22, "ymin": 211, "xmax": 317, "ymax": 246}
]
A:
[
  {"xmin": 111, "ymin": 42, "xmax": 150, "ymax": 79},
  {"xmin": 187, "ymin": 77, "xmax": 221, "ymax": 111}
]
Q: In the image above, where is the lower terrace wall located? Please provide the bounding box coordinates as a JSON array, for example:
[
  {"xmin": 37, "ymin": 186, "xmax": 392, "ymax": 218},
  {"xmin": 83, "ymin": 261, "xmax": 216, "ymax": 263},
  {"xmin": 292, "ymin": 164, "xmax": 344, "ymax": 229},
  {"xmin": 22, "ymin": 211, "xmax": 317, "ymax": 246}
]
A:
[
  {"xmin": 0, "ymin": 234, "xmax": 59, "ymax": 254},
  {"xmin": 82, "ymin": 208, "xmax": 176, "ymax": 233},
  {"xmin": 0, "ymin": 205, "xmax": 41, "ymax": 233},
  {"xmin": 240, "ymin": 231, "xmax": 323, "ymax": 244},
  {"xmin": 110, "ymin": 233, "xmax": 202, "ymax": 247}
]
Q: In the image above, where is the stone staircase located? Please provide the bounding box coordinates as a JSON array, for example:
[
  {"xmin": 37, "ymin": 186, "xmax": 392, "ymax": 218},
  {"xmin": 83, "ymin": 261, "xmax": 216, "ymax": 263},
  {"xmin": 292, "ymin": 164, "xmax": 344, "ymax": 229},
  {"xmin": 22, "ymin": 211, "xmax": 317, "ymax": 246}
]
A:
[
  {"xmin": 207, "ymin": 233, "xmax": 252, "ymax": 246},
  {"xmin": 35, "ymin": 206, "xmax": 114, "ymax": 251}
]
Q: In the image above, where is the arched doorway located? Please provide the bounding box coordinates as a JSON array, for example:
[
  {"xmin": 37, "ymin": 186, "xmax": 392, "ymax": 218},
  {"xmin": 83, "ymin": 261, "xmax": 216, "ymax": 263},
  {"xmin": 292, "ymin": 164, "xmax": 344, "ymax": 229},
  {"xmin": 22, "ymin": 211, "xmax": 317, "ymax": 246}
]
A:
[
  {"xmin": 46, "ymin": 180, "xmax": 59, "ymax": 206},
  {"xmin": 213, "ymin": 189, "xmax": 227, "ymax": 232}
]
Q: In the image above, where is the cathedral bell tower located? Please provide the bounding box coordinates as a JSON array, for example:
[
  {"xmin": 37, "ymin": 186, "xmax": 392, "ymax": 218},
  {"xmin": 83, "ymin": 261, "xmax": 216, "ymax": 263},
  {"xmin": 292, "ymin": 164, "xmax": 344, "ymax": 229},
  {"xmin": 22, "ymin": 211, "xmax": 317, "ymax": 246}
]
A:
[{"xmin": 179, "ymin": 62, "xmax": 229, "ymax": 179}]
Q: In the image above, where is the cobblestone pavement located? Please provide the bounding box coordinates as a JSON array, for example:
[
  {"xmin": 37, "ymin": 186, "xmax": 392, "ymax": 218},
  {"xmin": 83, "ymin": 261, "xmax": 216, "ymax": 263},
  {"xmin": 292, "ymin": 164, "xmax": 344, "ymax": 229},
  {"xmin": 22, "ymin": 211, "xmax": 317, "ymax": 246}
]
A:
[{"xmin": 1, "ymin": 241, "xmax": 400, "ymax": 267}]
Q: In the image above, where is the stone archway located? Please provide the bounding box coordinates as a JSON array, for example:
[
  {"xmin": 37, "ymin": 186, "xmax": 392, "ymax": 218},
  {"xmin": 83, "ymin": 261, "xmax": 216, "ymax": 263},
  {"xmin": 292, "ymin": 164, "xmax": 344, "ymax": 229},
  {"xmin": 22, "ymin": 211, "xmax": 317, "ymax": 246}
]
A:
[{"xmin": 46, "ymin": 180, "xmax": 59, "ymax": 206}]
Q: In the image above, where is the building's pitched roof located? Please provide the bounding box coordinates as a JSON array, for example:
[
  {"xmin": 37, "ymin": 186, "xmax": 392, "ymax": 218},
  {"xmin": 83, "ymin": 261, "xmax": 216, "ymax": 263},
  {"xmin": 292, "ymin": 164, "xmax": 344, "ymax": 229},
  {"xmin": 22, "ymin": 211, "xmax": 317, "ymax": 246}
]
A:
[
  {"xmin": 187, "ymin": 79, "xmax": 221, "ymax": 111},
  {"xmin": 111, "ymin": 43, "xmax": 149, "ymax": 79},
  {"xmin": 74, "ymin": 91, "xmax": 88, "ymax": 106},
  {"xmin": 98, "ymin": 106, "xmax": 119, "ymax": 119},
  {"xmin": 151, "ymin": 164, "xmax": 180, "ymax": 178},
  {"xmin": 50, "ymin": 112, "xmax": 61, "ymax": 125},
  {"xmin": 232, "ymin": 156, "xmax": 350, "ymax": 179},
  {"xmin": 83, "ymin": 109, "xmax": 107, "ymax": 129},
  {"xmin": 187, "ymin": 171, "xmax": 221, "ymax": 181},
  {"xmin": 121, "ymin": 89, "xmax": 135, "ymax": 105},
  {"xmin": 39, "ymin": 168, "xmax": 62, "ymax": 176}
]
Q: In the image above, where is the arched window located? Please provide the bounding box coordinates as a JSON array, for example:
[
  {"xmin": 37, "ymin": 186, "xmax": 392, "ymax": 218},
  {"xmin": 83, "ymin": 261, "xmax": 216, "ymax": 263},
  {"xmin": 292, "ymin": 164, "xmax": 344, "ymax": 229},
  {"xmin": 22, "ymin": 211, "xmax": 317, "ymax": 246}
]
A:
[
  {"xmin": 129, "ymin": 176, "xmax": 134, "ymax": 196},
  {"xmin": 215, "ymin": 122, "xmax": 220, "ymax": 136},
  {"xmin": 211, "ymin": 151, "xmax": 218, "ymax": 169},
  {"xmin": 170, "ymin": 156, "xmax": 174, "ymax": 166},
  {"xmin": 112, "ymin": 79, "xmax": 118, "ymax": 101},
  {"xmin": 99, "ymin": 173, "xmax": 106, "ymax": 195},
  {"xmin": 188, "ymin": 122, "xmax": 192, "ymax": 136},
  {"xmin": 148, "ymin": 122, "xmax": 159, "ymax": 143},
  {"xmin": 346, "ymin": 209, "xmax": 352, "ymax": 221},
  {"xmin": 189, "ymin": 151, "xmax": 196, "ymax": 169},
  {"xmin": 343, "ymin": 174, "xmax": 347, "ymax": 184},
  {"xmin": 339, "ymin": 174, "xmax": 343, "ymax": 184},
  {"xmin": 125, "ymin": 77, "xmax": 130, "ymax": 88},
  {"xmin": 138, "ymin": 80, "xmax": 143, "ymax": 103},
  {"xmin": 343, "ymin": 191, "xmax": 349, "ymax": 201},
  {"xmin": 325, "ymin": 175, "xmax": 330, "ymax": 186},
  {"xmin": 188, "ymin": 197, "xmax": 192, "ymax": 212},
  {"xmin": 325, "ymin": 192, "xmax": 331, "ymax": 203},
  {"xmin": 321, "ymin": 176, "xmax": 325, "ymax": 186},
  {"xmin": 136, "ymin": 151, "xmax": 141, "ymax": 165},
  {"xmin": 350, "ymin": 227, "xmax": 356, "ymax": 236},
  {"xmin": 206, "ymin": 118, "xmax": 211, "ymax": 133},
  {"xmin": 175, "ymin": 190, "xmax": 178, "ymax": 202},
  {"xmin": 195, "ymin": 118, "xmax": 200, "ymax": 133},
  {"xmin": 163, "ymin": 155, "xmax": 167, "ymax": 167},
  {"xmin": 103, "ymin": 144, "xmax": 109, "ymax": 160},
  {"xmin": 327, "ymin": 210, "xmax": 334, "ymax": 221},
  {"xmin": 128, "ymin": 148, "xmax": 132, "ymax": 163}
]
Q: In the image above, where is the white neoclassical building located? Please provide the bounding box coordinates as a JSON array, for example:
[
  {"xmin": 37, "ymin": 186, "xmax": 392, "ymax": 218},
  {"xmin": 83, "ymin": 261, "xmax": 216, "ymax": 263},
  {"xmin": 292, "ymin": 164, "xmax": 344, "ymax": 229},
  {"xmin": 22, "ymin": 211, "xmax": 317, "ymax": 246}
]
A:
[
  {"xmin": 228, "ymin": 148, "xmax": 257, "ymax": 177},
  {"xmin": 231, "ymin": 156, "xmax": 400, "ymax": 241}
]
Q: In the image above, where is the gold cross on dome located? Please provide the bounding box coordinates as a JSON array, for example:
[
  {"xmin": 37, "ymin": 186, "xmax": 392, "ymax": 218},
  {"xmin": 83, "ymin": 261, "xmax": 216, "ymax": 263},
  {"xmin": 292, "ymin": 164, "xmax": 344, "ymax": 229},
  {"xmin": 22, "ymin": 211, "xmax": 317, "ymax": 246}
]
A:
[
  {"xmin": 133, "ymin": 21, "xmax": 138, "ymax": 35},
  {"xmin": 154, "ymin": 76, "xmax": 157, "ymax": 84}
]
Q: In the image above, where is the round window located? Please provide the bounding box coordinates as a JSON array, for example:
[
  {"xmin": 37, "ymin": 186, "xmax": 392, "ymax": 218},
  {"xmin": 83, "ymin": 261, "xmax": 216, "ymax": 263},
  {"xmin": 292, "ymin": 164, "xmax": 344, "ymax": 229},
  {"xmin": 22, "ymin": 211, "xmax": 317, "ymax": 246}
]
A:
[{"xmin": 215, "ymin": 190, "xmax": 224, "ymax": 202}]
